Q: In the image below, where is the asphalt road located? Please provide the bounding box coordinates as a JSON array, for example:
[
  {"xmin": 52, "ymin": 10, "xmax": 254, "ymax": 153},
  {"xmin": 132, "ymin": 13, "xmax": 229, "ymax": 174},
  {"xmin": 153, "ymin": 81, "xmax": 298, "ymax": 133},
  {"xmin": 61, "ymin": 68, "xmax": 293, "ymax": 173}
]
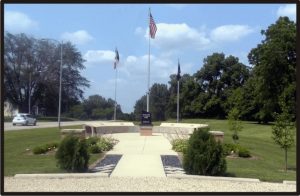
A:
[{"xmin": 3, "ymin": 121, "xmax": 89, "ymax": 131}]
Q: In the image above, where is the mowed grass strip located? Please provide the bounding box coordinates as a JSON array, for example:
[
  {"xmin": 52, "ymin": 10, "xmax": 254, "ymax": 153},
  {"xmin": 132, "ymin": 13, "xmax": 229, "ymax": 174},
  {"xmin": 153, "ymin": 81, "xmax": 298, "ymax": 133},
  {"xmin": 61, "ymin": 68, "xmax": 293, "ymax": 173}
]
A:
[
  {"xmin": 3, "ymin": 119, "xmax": 296, "ymax": 182},
  {"xmin": 172, "ymin": 118, "xmax": 296, "ymax": 182},
  {"xmin": 4, "ymin": 125, "xmax": 102, "ymax": 176}
]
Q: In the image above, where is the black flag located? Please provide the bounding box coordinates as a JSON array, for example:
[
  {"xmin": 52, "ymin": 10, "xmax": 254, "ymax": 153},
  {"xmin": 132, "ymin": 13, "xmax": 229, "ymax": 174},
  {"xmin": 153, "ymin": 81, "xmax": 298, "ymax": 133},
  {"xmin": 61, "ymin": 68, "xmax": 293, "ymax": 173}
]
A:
[{"xmin": 177, "ymin": 60, "xmax": 181, "ymax": 81}]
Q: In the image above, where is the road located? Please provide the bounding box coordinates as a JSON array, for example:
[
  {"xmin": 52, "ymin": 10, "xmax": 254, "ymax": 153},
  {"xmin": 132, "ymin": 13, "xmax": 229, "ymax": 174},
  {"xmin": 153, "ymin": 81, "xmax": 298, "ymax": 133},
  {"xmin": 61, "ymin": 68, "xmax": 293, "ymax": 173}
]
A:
[{"xmin": 3, "ymin": 121, "xmax": 89, "ymax": 131}]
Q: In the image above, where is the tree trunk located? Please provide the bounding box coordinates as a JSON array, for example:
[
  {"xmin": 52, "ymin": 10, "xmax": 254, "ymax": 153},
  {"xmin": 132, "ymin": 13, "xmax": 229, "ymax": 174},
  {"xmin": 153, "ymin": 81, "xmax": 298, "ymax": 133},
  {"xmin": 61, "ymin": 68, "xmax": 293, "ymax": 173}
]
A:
[{"xmin": 285, "ymin": 148, "xmax": 287, "ymax": 172}]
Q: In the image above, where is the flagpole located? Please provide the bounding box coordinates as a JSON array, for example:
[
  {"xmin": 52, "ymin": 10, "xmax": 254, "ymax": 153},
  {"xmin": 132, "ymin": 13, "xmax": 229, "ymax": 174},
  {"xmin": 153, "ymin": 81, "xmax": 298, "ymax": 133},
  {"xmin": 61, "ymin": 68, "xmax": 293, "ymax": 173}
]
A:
[
  {"xmin": 177, "ymin": 78, "xmax": 179, "ymax": 123},
  {"xmin": 147, "ymin": 7, "xmax": 151, "ymax": 112},
  {"xmin": 114, "ymin": 66, "xmax": 118, "ymax": 121}
]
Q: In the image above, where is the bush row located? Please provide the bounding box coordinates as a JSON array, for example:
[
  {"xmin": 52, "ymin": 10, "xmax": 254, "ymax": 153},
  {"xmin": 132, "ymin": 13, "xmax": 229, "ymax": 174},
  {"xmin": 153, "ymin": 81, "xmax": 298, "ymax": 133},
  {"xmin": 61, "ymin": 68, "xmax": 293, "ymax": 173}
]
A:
[
  {"xmin": 223, "ymin": 143, "xmax": 251, "ymax": 158},
  {"xmin": 32, "ymin": 142, "xmax": 59, "ymax": 154}
]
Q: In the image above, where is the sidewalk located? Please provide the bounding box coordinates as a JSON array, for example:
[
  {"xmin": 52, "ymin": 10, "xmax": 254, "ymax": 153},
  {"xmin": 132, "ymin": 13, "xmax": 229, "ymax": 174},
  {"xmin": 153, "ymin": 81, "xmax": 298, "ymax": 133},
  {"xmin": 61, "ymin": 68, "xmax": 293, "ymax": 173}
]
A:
[{"xmin": 107, "ymin": 133, "xmax": 177, "ymax": 177}]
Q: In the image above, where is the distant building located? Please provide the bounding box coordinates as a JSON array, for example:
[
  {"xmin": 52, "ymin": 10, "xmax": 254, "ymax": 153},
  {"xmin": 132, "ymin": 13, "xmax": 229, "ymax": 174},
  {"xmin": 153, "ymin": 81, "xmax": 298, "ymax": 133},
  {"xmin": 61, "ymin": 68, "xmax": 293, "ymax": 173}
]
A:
[{"xmin": 4, "ymin": 101, "xmax": 19, "ymax": 117}]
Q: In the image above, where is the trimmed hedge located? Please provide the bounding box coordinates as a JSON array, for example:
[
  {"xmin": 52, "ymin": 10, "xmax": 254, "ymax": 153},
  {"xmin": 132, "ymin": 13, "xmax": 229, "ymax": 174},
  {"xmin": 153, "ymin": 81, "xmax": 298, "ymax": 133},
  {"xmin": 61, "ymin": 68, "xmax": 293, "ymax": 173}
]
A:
[{"xmin": 183, "ymin": 127, "xmax": 227, "ymax": 176}]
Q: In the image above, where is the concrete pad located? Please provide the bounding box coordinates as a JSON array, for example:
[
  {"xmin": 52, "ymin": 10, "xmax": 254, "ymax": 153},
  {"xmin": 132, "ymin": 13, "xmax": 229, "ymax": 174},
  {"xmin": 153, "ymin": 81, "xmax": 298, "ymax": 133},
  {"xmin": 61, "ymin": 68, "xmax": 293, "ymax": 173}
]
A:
[
  {"xmin": 107, "ymin": 133, "xmax": 176, "ymax": 177},
  {"xmin": 15, "ymin": 173, "xmax": 109, "ymax": 179},
  {"xmin": 110, "ymin": 154, "xmax": 165, "ymax": 177},
  {"xmin": 167, "ymin": 174, "xmax": 260, "ymax": 182},
  {"xmin": 283, "ymin": 180, "xmax": 296, "ymax": 185}
]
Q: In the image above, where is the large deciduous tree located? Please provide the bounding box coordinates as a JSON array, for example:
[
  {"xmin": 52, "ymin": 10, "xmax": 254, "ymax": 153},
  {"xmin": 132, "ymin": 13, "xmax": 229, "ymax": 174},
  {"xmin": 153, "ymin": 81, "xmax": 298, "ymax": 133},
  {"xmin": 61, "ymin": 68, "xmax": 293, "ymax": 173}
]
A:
[
  {"xmin": 248, "ymin": 17, "xmax": 296, "ymax": 123},
  {"xmin": 4, "ymin": 32, "xmax": 90, "ymax": 115},
  {"xmin": 194, "ymin": 53, "xmax": 250, "ymax": 118}
]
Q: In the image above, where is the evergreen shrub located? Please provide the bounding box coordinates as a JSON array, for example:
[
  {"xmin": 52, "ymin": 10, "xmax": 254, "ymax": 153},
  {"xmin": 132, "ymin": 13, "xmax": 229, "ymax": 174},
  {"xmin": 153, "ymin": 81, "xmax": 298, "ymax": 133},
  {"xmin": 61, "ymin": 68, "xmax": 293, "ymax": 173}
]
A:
[
  {"xmin": 55, "ymin": 135, "xmax": 89, "ymax": 172},
  {"xmin": 183, "ymin": 127, "xmax": 227, "ymax": 176}
]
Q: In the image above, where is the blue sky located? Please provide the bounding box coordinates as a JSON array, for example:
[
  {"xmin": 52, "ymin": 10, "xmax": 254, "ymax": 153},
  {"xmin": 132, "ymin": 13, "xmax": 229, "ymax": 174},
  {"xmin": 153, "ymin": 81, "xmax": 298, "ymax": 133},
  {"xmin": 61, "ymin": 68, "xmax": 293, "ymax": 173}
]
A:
[{"xmin": 4, "ymin": 4, "xmax": 296, "ymax": 113}]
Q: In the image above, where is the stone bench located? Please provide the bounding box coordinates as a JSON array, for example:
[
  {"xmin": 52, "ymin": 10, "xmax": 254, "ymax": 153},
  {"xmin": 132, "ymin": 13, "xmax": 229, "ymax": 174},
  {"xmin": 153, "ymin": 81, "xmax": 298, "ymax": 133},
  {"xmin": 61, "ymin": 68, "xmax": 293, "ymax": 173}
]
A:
[
  {"xmin": 83, "ymin": 121, "xmax": 138, "ymax": 137},
  {"xmin": 209, "ymin": 131, "xmax": 224, "ymax": 143},
  {"xmin": 153, "ymin": 123, "xmax": 209, "ymax": 135},
  {"xmin": 60, "ymin": 129, "xmax": 85, "ymax": 138}
]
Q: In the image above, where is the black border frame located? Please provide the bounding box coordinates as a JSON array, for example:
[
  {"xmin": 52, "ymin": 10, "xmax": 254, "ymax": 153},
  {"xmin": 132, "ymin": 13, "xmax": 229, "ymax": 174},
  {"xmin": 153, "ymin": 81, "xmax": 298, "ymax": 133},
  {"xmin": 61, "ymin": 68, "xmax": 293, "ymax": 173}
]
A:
[{"xmin": 0, "ymin": 0, "xmax": 299, "ymax": 195}]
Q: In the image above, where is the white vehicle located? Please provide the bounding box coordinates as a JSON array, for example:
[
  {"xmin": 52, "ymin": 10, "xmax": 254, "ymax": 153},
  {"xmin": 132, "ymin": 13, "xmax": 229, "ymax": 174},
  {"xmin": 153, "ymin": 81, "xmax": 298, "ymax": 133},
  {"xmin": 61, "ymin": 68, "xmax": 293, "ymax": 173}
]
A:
[{"xmin": 12, "ymin": 113, "xmax": 37, "ymax": 126}]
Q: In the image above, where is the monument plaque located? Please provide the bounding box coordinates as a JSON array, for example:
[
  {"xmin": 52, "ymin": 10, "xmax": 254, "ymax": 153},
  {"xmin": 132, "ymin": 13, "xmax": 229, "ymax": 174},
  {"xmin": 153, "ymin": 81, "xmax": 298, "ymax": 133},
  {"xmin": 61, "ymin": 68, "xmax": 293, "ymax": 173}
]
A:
[
  {"xmin": 140, "ymin": 110, "xmax": 152, "ymax": 126},
  {"xmin": 140, "ymin": 110, "xmax": 153, "ymax": 136}
]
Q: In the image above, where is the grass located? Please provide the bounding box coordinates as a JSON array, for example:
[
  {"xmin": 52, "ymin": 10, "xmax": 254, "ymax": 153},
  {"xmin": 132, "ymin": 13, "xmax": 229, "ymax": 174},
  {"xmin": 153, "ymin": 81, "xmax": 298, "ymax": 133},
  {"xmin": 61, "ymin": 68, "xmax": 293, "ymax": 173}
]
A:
[
  {"xmin": 3, "ymin": 119, "xmax": 296, "ymax": 182},
  {"xmin": 4, "ymin": 125, "xmax": 103, "ymax": 176},
  {"xmin": 169, "ymin": 118, "xmax": 296, "ymax": 182}
]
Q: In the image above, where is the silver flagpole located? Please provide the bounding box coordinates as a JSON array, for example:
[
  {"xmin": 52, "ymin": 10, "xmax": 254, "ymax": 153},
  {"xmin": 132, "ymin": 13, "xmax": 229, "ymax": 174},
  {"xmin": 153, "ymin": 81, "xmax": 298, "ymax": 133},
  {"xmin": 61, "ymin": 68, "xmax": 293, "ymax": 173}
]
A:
[
  {"xmin": 177, "ymin": 80, "xmax": 179, "ymax": 123},
  {"xmin": 147, "ymin": 8, "xmax": 151, "ymax": 112},
  {"xmin": 114, "ymin": 66, "xmax": 118, "ymax": 120}
]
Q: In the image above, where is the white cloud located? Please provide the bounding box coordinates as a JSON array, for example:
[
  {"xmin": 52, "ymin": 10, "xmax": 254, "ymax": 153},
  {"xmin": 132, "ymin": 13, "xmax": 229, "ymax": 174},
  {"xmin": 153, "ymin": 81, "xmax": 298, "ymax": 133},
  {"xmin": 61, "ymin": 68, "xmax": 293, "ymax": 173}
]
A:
[
  {"xmin": 119, "ymin": 53, "xmax": 193, "ymax": 81},
  {"xmin": 134, "ymin": 27, "xmax": 144, "ymax": 35},
  {"xmin": 61, "ymin": 30, "xmax": 93, "ymax": 45},
  {"xmin": 277, "ymin": 4, "xmax": 296, "ymax": 21},
  {"xmin": 210, "ymin": 25, "xmax": 254, "ymax": 42},
  {"xmin": 4, "ymin": 11, "xmax": 38, "ymax": 33},
  {"xmin": 84, "ymin": 50, "xmax": 115, "ymax": 67},
  {"xmin": 144, "ymin": 23, "xmax": 210, "ymax": 51}
]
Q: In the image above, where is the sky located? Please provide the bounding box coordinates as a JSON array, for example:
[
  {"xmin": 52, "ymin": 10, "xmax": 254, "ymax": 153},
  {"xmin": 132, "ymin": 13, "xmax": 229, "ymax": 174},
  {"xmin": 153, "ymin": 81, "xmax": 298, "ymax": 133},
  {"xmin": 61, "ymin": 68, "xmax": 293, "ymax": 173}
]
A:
[{"xmin": 4, "ymin": 4, "xmax": 297, "ymax": 113}]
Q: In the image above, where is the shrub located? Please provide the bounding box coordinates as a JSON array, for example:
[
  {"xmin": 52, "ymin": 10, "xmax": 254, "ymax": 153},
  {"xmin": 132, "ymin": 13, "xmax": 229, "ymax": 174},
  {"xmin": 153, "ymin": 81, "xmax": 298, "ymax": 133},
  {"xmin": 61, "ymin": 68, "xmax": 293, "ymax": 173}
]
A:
[
  {"xmin": 223, "ymin": 143, "xmax": 238, "ymax": 156},
  {"xmin": 86, "ymin": 137, "xmax": 99, "ymax": 146},
  {"xmin": 86, "ymin": 136, "xmax": 117, "ymax": 153},
  {"xmin": 97, "ymin": 137, "xmax": 114, "ymax": 151},
  {"xmin": 32, "ymin": 142, "xmax": 59, "ymax": 154},
  {"xmin": 237, "ymin": 146, "xmax": 251, "ymax": 158},
  {"xmin": 89, "ymin": 144, "xmax": 102, "ymax": 154},
  {"xmin": 55, "ymin": 135, "xmax": 90, "ymax": 172},
  {"xmin": 33, "ymin": 146, "xmax": 48, "ymax": 154},
  {"xmin": 183, "ymin": 127, "xmax": 226, "ymax": 176},
  {"xmin": 171, "ymin": 139, "xmax": 188, "ymax": 153}
]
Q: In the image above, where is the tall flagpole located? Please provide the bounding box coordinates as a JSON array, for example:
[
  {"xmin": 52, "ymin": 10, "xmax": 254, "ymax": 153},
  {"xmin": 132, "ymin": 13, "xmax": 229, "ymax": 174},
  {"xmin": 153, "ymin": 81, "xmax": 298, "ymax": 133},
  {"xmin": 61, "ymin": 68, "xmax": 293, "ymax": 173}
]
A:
[
  {"xmin": 177, "ymin": 80, "xmax": 179, "ymax": 123},
  {"xmin": 147, "ymin": 8, "xmax": 151, "ymax": 112},
  {"xmin": 114, "ymin": 66, "xmax": 118, "ymax": 120},
  {"xmin": 177, "ymin": 59, "xmax": 180, "ymax": 123}
]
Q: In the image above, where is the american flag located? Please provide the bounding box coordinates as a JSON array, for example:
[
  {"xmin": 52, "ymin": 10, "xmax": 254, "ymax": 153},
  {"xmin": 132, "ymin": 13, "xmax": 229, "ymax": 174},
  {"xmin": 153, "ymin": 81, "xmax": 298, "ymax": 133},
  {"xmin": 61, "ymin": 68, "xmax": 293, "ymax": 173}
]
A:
[
  {"xmin": 149, "ymin": 13, "xmax": 157, "ymax": 39},
  {"xmin": 114, "ymin": 48, "xmax": 119, "ymax": 69}
]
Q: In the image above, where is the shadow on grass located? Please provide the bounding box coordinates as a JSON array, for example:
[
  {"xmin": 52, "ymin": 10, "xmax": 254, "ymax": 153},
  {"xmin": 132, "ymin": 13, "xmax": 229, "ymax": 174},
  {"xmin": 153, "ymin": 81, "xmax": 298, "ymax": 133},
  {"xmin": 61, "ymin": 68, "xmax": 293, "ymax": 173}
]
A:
[
  {"xmin": 223, "ymin": 172, "xmax": 236, "ymax": 177},
  {"xmin": 246, "ymin": 121, "xmax": 274, "ymax": 126}
]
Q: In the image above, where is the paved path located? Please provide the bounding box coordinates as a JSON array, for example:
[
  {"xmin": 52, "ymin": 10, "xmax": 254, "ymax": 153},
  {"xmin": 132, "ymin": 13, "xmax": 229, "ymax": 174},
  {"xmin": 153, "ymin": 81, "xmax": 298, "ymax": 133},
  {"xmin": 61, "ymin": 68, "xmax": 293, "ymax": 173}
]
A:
[{"xmin": 107, "ymin": 133, "xmax": 177, "ymax": 177}]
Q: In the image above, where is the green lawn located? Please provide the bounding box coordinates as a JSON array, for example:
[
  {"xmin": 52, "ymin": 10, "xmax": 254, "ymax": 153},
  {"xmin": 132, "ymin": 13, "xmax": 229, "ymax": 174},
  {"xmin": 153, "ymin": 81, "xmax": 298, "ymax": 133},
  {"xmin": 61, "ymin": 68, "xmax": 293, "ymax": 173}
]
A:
[
  {"xmin": 3, "ymin": 119, "xmax": 296, "ymax": 182},
  {"xmin": 169, "ymin": 118, "xmax": 296, "ymax": 182},
  {"xmin": 4, "ymin": 125, "xmax": 102, "ymax": 176}
]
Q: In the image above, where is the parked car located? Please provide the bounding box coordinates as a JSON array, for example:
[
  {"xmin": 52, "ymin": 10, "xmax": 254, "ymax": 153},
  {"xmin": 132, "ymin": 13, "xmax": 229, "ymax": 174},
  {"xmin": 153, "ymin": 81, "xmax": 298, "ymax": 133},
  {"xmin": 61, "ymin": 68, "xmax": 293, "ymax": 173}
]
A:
[{"xmin": 12, "ymin": 113, "xmax": 37, "ymax": 126}]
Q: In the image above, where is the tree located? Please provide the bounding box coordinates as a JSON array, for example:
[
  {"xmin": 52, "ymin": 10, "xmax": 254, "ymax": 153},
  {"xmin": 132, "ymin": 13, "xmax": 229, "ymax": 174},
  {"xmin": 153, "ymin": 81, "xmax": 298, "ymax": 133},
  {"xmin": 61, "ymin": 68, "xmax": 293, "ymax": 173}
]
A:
[
  {"xmin": 4, "ymin": 32, "xmax": 90, "ymax": 115},
  {"xmin": 227, "ymin": 107, "xmax": 243, "ymax": 143},
  {"xmin": 133, "ymin": 83, "xmax": 169, "ymax": 121},
  {"xmin": 149, "ymin": 83, "xmax": 170, "ymax": 121},
  {"xmin": 68, "ymin": 95, "xmax": 123, "ymax": 120},
  {"xmin": 272, "ymin": 100, "xmax": 295, "ymax": 172},
  {"xmin": 133, "ymin": 95, "xmax": 147, "ymax": 121},
  {"xmin": 194, "ymin": 53, "xmax": 250, "ymax": 118},
  {"xmin": 248, "ymin": 17, "xmax": 296, "ymax": 123}
]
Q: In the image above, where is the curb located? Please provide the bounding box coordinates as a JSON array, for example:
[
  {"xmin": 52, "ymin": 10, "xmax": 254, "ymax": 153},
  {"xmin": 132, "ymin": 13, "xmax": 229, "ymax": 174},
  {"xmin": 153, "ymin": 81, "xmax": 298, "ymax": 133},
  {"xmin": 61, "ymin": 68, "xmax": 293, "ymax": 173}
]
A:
[
  {"xmin": 283, "ymin": 181, "xmax": 296, "ymax": 185},
  {"xmin": 167, "ymin": 174, "xmax": 260, "ymax": 183},
  {"xmin": 15, "ymin": 173, "xmax": 109, "ymax": 179}
]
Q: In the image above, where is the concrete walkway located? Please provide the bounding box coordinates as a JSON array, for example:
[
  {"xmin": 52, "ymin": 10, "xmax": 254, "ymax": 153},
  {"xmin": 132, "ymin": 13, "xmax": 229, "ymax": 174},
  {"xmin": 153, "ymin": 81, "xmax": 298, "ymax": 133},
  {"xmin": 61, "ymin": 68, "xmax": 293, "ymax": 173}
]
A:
[{"xmin": 107, "ymin": 133, "xmax": 177, "ymax": 177}]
